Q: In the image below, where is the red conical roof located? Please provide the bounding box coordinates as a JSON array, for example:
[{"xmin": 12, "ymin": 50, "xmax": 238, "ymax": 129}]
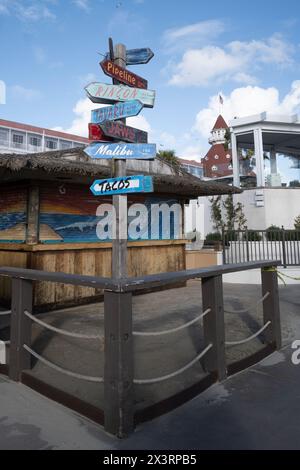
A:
[{"xmin": 212, "ymin": 115, "xmax": 228, "ymax": 130}]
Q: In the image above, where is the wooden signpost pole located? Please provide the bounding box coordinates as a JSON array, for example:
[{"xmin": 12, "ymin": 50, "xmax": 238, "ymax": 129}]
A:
[{"xmin": 112, "ymin": 42, "xmax": 127, "ymax": 279}]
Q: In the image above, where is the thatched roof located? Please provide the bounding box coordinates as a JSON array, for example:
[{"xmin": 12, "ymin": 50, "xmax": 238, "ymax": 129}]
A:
[{"xmin": 0, "ymin": 148, "xmax": 241, "ymax": 198}]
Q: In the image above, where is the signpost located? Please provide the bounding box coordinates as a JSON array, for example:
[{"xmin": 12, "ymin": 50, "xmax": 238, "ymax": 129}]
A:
[
  {"xmin": 91, "ymin": 100, "xmax": 143, "ymax": 124},
  {"xmin": 100, "ymin": 59, "xmax": 148, "ymax": 89},
  {"xmin": 90, "ymin": 175, "xmax": 153, "ymax": 196},
  {"xmin": 85, "ymin": 82, "xmax": 155, "ymax": 108},
  {"xmin": 99, "ymin": 120, "xmax": 148, "ymax": 143},
  {"xmin": 106, "ymin": 48, "xmax": 154, "ymax": 65},
  {"xmin": 84, "ymin": 142, "xmax": 156, "ymax": 160},
  {"xmin": 88, "ymin": 123, "xmax": 113, "ymax": 141}
]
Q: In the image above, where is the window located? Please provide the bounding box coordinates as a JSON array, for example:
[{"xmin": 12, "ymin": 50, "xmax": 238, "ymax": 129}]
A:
[
  {"xmin": 0, "ymin": 128, "xmax": 8, "ymax": 146},
  {"xmin": 212, "ymin": 165, "xmax": 218, "ymax": 171},
  {"xmin": 60, "ymin": 140, "xmax": 72, "ymax": 150},
  {"xmin": 226, "ymin": 153, "xmax": 231, "ymax": 159},
  {"xmin": 45, "ymin": 139, "xmax": 58, "ymax": 150},
  {"xmin": 205, "ymin": 156, "xmax": 209, "ymax": 160},
  {"xmin": 228, "ymin": 164, "xmax": 233, "ymax": 170},
  {"xmin": 12, "ymin": 133, "xmax": 25, "ymax": 148},
  {"xmin": 214, "ymin": 154, "xmax": 219, "ymax": 160},
  {"xmin": 73, "ymin": 142, "xmax": 85, "ymax": 148},
  {"xmin": 13, "ymin": 133, "xmax": 24, "ymax": 144},
  {"xmin": 29, "ymin": 135, "xmax": 41, "ymax": 147}
]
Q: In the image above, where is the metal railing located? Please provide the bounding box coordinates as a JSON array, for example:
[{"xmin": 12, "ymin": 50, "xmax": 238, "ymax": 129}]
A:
[
  {"xmin": 0, "ymin": 260, "xmax": 281, "ymax": 438},
  {"xmin": 223, "ymin": 228, "xmax": 300, "ymax": 267}
]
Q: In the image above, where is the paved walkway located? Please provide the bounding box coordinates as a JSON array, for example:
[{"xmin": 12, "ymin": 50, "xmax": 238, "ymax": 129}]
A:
[{"xmin": 0, "ymin": 344, "xmax": 300, "ymax": 449}]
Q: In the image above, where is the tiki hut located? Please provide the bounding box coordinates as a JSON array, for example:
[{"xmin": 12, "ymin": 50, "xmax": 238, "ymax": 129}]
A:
[{"xmin": 0, "ymin": 148, "xmax": 240, "ymax": 310}]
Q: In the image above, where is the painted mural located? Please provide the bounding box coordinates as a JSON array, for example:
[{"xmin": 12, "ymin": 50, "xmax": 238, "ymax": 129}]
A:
[
  {"xmin": 0, "ymin": 185, "xmax": 27, "ymax": 242},
  {"xmin": 39, "ymin": 183, "xmax": 179, "ymax": 243}
]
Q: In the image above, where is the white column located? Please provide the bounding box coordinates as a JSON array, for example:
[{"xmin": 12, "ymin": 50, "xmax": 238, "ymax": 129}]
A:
[
  {"xmin": 231, "ymin": 131, "xmax": 240, "ymax": 187},
  {"xmin": 270, "ymin": 148, "xmax": 277, "ymax": 174},
  {"xmin": 254, "ymin": 128, "xmax": 264, "ymax": 187}
]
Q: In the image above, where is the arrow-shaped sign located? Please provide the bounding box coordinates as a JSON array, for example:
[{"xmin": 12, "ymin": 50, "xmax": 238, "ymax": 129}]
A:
[
  {"xmin": 85, "ymin": 82, "xmax": 155, "ymax": 108},
  {"xmin": 90, "ymin": 175, "xmax": 153, "ymax": 196},
  {"xmin": 88, "ymin": 123, "xmax": 114, "ymax": 142},
  {"xmin": 100, "ymin": 59, "xmax": 148, "ymax": 89},
  {"xmin": 99, "ymin": 120, "xmax": 148, "ymax": 144},
  {"xmin": 84, "ymin": 143, "xmax": 156, "ymax": 160},
  {"xmin": 91, "ymin": 100, "xmax": 143, "ymax": 124},
  {"xmin": 106, "ymin": 48, "xmax": 154, "ymax": 65}
]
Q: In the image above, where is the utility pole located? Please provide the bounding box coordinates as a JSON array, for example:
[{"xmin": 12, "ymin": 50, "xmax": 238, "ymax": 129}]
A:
[{"xmin": 111, "ymin": 41, "xmax": 127, "ymax": 279}]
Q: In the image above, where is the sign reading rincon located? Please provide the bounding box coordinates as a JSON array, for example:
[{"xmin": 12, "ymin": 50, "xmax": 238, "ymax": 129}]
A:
[{"xmin": 85, "ymin": 82, "xmax": 155, "ymax": 108}]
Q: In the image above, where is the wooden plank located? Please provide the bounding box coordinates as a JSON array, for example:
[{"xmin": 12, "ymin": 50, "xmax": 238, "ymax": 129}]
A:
[
  {"xmin": 84, "ymin": 142, "xmax": 156, "ymax": 160},
  {"xmin": 26, "ymin": 186, "xmax": 40, "ymax": 245},
  {"xmin": 100, "ymin": 59, "xmax": 148, "ymax": 89},
  {"xmin": 85, "ymin": 83, "xmax": 155, "ymax": 108},
  {"xmin": 90, "ymin": 175, "xmax": 153, "ymax": 196},
  {"xmin": 91, "ymin": 100, "xmax": 143, "ymax": 124},
  {"xmin": 100, "ymin": 120, "xmax": 148, "ymax": 143}
]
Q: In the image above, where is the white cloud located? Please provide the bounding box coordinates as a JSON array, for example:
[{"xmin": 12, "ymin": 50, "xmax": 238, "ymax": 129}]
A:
[
  {"xmin": 163, "ymin": 20, "xmax": 226, "ymax": 53},
  {"xmin": 168, "ymin": 35, "xmax": 294, "ymax": 87},
  {"xmin": 72, "ymin": 0, "xmax": 90, "ymax": 12},
  {"xmin": 0, "ymin": 1, "xmax": 56, "ymax": 21},
  {"xmin": 193, "ymin": 80, "xmax": 300, "ymax": 139},
  {"xmin": 10, "ymin": 84, "xmax": 42, "ymax": 101},
  {"xmin": 179, "ymin": 145, "xmax": 203, "ymax": 161}
]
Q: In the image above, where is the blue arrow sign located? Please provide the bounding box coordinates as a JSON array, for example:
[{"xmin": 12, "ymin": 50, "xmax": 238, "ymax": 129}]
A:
[
  {"xmin": 105, "ymin": 48, "xmax": 154, "ymax": 65},
  {"xmin": 84, "ymin": 143, "xmax": 156, "ymax": 160},
  {"xmin": 90, "ymin": 175, "xmax": 153, "ymax": 196},
  {"xmin": 126, "ymin": 48, "xmax": 154, "ymax": 65},
  {"xmin": 91, "ymin": 100, "xmax": 143, "ymax": 124}
]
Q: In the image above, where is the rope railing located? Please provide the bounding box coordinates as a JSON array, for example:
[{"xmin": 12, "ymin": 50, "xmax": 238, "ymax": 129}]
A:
[
  {"xmin": 133, "ymin": 308, "xmax": 211, "ymax": 337},
  {"xmin": 225, "ymin": 321, "xmax": 271, "ymax": 346},
  {"xmin": 23, "ymin": 344, "xmax": 104, "ymax": 383},
  {"xmin": 224, "ymin": 292, "xmax": 270, "ymax": 314},
  {"xmin": 0, "ymin": 310, "xmax": 11, "ymax": 316},
  {"xmin": 24, "ymin": 310, "xmax": 103, "ymax": 341},
  {"xmin": 133, "ymin": 343, "xmax": 213, "ymax": 385}
]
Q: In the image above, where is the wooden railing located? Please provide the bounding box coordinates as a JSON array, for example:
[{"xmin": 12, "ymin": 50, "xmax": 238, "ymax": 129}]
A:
[{"xmin": 0, "ymin": 260, "xmax": 281, "ymax": 438}]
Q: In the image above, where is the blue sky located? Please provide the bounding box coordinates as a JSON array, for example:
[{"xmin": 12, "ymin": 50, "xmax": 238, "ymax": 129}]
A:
[{"xmin": 0, "ymin": 0, "xmax": 300, "ymax": 159}]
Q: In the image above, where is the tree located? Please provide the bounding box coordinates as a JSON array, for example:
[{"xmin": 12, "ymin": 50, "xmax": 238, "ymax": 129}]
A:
[
  {"xmin": 210, "ymin": 194, "xmax": 247, "ymax": 233},
  {"xmin": 157, "ymin": 149, "xmax": 180, "ymax": 169}
]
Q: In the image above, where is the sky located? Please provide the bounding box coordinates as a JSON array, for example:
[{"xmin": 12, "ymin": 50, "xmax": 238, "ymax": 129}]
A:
[{"xmin": 0, "ymin": 0, "xmax": 300, "ymax": 161}]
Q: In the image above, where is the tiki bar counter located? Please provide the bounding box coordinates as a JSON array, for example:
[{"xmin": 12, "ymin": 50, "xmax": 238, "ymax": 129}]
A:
[{"xmin": 0, "ymin": 148, "xmax": 238, "ymax": 310}]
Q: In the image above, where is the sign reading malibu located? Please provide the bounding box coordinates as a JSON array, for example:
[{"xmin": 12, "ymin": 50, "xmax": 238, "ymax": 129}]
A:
[{"xmin": 84, "ymin": 142, "xmax": 156, "ymax": 160}]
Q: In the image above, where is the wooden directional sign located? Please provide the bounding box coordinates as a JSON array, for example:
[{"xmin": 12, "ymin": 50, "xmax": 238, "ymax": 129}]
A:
[
  {"xmin": 85, "ymin": 82, "xmax": 155, "ymax": 108},
  {"xmin": 100, "ymin": 59, "xmax": 148, "ymax": 89},
  {"xmin": 91, "ymin": 100, "xmax": 143, "ymax": 124},
  {"xmin": 105, "ymin": 48, "xmax": 154, "ymax": 65},
  {"xmin": 126, "ymin": 48, "xmax": 154, "ymax": 65},
  {"xmin": 84, "ymin": 142, "xmax": 156, "ymax": 160},
  {"xmin": 100, "ymin": 120, "xmax": 148, "ymax": 144},
  {"xmin": 88, "ymin": 123, "xmax": 113, "ymax": 141},
  {"xmin": 90, "ymin": 175, "xmax": 153, "ymax": 196}
]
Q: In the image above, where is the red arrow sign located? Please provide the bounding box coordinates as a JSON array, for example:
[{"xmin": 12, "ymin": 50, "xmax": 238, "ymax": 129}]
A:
[
  {"xmin": 88, "ymin": 123, "xmax": 113, "ymax": 142},
  {"xmin": 100, "ymin": 59, "xmax": 148, "ymax": 90},
  {"xmin": 100, "ymin": 120, "xmax": 148, "ymax": 143}
]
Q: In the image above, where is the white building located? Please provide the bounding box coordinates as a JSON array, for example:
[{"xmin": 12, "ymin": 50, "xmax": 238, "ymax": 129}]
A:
[{"xmin": 0, "ymin": 119, "xmax": 89, "ymax": 154}]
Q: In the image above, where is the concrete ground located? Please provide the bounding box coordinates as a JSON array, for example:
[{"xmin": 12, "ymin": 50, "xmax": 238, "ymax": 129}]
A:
[
  {"xmin": 0, "ymin": 281, "xmax": 300, "ymax": 449},
  {"xmin": 0, "ymin": 345, "xmax": 300, "ymax": 449}
]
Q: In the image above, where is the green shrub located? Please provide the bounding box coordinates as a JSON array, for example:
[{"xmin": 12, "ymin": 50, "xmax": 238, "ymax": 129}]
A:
[
  {"xmin": 243, "ymin": 231, "xmax": 262, "ymax": 241},
  {"xmin": 205, "ymin": 232, "xmax": 222, "ymax": 242},
  {"xmin": 266, "ymin": 225, "xmax": 283, "ymax": 241},
  {"xmin": 294, "ymin": 215, "xmax": 300, "ymax": 230}
]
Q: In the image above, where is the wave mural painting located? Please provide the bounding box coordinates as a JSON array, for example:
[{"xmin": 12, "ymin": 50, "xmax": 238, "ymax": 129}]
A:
[{"xmin": 0, "ymin": 186, "xmax": 27, "ymax": 241}]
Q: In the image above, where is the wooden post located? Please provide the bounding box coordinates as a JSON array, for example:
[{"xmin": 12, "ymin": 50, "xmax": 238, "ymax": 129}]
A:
[
  {"xmin": 104, "ymin": 290, "xmax": 133, "ymax": 437},
  {"xmin": 9, "ymin": 278, "xmax": 33, "ymax": 381},
  {"xmin": 26, "ymin": 184, "xmax": 40, "ymax": 245},
  {"xmin": 261, "ymin": 267, "xmax": 282, "ymax": 350},
  {"xmin": 201, "ymin": 275, "xmax": 227, "ymax": 381},
  {"xmin": 112, "ymin": 42, "xmax": 127, "ymax": 279}
]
